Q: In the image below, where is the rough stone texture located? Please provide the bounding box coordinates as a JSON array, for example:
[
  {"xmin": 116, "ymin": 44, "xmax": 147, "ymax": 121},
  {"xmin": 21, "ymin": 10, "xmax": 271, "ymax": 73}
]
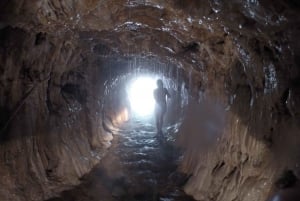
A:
[
  {"xmin": 0, "ymin": 0, "xmax": 299, "ymax": 201},
  {"xmin": 0, "ymin": 27, "xmax": 114, "ymax": 201}
]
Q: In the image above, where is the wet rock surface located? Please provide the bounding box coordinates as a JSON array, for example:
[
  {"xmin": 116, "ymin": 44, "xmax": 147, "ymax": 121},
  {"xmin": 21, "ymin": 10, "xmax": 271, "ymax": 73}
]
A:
[
  {"xmin": 0, "ymin": 1, "xmax": 300, "ymax": 201},
  {"xmin": 47, "ymin": 119, "xmax": 194, "ymax": 201}
]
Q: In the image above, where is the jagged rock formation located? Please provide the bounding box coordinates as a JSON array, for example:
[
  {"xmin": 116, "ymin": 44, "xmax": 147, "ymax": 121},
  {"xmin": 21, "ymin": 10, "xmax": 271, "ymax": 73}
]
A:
[{"xmin": 0, "ymin": 1, "xmax": 299, "ymax": 201}]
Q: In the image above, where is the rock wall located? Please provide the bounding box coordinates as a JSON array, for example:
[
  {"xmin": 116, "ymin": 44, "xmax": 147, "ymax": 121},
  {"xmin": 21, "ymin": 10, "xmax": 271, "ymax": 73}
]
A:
[
  {"xmin": 0, "ymin": 27, "xmax": 113, "ymax": 201},
  {"xmin": 178, "ymin": 17, "xmax": 300, "ymax": 200}
]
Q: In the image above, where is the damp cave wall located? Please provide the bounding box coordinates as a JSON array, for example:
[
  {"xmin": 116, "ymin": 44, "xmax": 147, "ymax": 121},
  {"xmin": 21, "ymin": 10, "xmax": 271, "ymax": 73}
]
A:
[
  {"xmin": 0, "ymin": 28, "xmax": 115, "ymax": 201},
  {"xmin": 179, "ymin": 25, "xmax": 300, "ymax": 201},
  {"xmin": 0, "ymin": 1, "xmax": 300, "ymax": 201}
]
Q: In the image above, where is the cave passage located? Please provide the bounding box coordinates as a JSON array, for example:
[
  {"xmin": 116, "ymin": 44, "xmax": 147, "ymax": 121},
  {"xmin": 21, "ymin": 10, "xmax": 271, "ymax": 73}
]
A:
[
  {"xmin": 47, "ymin": 114, "xmax": 194, "ymax": 201},
  {"xmin": 49, "ymin": 75, "xmax": 194, "ymax": 201},
  {"xmin": 43, "ymin": 70, "xmax": 192, "ymax": 200},
  {"xmin": 0, "ymin": 1, "xmax": 300, "ymax": 201}
]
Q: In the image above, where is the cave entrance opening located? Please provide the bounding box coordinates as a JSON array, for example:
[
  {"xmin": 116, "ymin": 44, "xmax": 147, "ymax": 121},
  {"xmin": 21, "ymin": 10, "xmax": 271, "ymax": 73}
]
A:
[
  {"xmin": 102, "ymin": 68, "xmax": 188, "ymax": 134},
  {"xmin": 126, "ymin": 75, "xmax": 157, "ymax": 118}
]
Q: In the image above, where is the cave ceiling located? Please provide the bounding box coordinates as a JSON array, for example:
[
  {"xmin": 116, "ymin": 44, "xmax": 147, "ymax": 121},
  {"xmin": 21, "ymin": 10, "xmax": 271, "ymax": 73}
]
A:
[
  {"xmin": 0, "ymin": 0, "xmax": 299, "ymax": 102},
  {"xmin": 1, "ymin": 0, "xmax": 299, "ymax": 73}
]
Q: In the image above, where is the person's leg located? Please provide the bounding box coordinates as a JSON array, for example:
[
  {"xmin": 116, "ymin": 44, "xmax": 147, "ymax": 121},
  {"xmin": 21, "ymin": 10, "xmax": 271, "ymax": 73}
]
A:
[
  {"xmin": 155, "ymin": 104, "xmax": 161, "ymax": 133},
  {"xmin": 158, "ymin": 105, "xmax": 166, "ymax": 133},
  {"xmin": 158, "ymin": 112, "xmax": 163, "ymax": 131},
  {"xmin": 155, "ymin": 112, "xmax": 160, "ymax": 131}
]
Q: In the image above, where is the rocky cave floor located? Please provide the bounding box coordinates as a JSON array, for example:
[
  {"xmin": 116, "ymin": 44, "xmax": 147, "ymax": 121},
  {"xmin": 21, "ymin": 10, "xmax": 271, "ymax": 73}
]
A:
[{"xmin": 47, "ymin": 118, "xmax": 194, "ymax": 201}]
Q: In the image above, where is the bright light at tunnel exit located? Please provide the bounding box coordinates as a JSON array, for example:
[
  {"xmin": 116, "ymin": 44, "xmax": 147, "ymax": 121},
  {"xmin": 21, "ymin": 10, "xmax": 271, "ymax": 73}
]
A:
[{"xmin": 127, "ymin": 76, "xmax": 157, "ymax": 117}]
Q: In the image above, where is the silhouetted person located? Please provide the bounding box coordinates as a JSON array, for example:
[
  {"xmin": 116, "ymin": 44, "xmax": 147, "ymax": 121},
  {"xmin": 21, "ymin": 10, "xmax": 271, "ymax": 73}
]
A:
[{"xmin": 153, "ymin": 79, "xmax": 170, "ymax": 134}]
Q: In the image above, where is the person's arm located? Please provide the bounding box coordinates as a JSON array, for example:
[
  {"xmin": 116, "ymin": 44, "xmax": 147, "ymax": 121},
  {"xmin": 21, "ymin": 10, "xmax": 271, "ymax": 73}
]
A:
[{"xmin": 165, "ymin": 88, "xmax": 171, "ymax": 99}]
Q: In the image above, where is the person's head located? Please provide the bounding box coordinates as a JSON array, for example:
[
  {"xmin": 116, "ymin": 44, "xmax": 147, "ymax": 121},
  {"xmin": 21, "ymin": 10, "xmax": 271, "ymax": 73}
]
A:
[{"xmin": 156, "ymin": 79, "xmax": 163, "ymax": 88}]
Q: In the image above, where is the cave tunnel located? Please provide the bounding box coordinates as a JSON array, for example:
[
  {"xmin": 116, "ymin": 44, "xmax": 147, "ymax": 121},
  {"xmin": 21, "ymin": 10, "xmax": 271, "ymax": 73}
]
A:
[{"xmin": 0, "ymin": 1, "xmax": 300, "ymax": 201}]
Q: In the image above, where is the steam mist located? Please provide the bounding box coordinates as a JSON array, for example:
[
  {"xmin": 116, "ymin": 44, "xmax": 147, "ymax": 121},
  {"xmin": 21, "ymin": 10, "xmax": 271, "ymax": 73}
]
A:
[{"xmin": 178, "ymin": 98, "xmax": 226, "ymax": 153}]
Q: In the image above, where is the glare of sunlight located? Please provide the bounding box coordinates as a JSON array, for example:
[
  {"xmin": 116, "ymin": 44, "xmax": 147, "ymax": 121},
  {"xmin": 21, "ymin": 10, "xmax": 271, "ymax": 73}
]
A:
[{"xmin": 127, "ymin": 76, "xmax": 157, "ymax": 117}]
